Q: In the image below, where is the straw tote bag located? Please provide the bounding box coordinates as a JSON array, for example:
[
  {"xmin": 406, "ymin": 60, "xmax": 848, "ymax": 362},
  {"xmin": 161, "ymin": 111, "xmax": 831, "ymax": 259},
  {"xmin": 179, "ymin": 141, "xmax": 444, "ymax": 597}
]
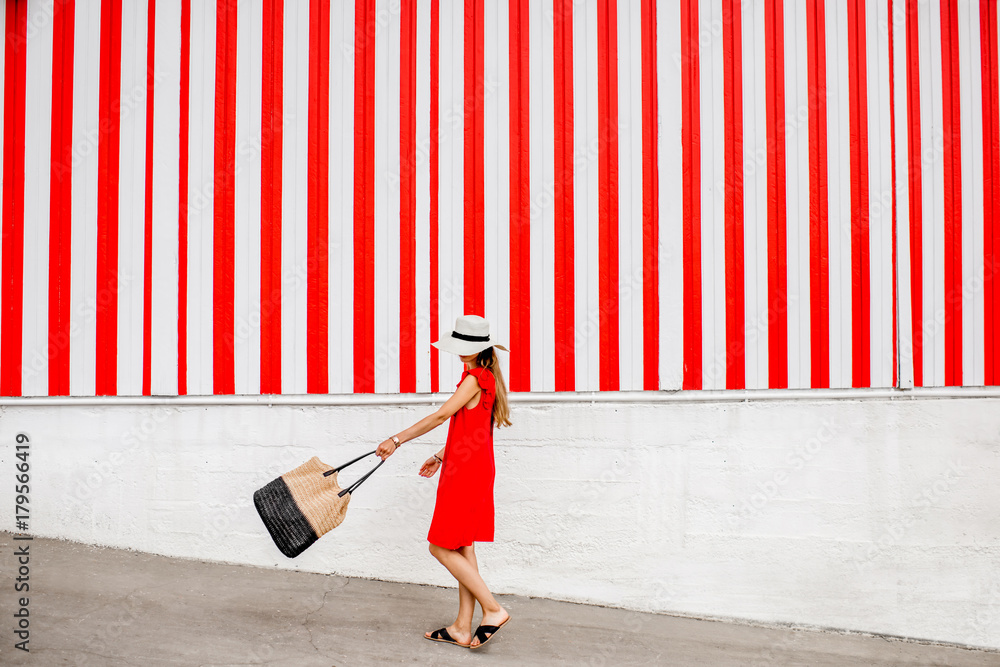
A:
[{"xmin": 254, "ymin": 450, "xmax": 385, "ymax": 558}]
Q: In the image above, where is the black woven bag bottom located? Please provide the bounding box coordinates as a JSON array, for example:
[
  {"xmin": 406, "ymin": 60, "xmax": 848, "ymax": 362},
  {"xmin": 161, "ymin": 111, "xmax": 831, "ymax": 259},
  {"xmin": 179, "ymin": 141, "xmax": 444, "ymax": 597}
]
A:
[{"xmin": 253, "ymin": 476, "xmax": 319, "ymax": 559}]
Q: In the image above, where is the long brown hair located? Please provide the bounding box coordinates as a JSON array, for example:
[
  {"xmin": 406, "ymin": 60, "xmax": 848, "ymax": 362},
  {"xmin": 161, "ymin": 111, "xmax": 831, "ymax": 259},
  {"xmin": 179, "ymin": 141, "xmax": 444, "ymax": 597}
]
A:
[{"xmin": 475, "ymin": 347, "xmax": 512, "ymax": 428}]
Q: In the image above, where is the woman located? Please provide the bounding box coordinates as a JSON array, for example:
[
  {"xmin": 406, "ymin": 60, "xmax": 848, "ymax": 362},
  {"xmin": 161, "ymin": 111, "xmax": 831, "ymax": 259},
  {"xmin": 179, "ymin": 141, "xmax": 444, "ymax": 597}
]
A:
[{"xmin": 375, "ymin": 314, "xmax": 512, "ymax": 650}]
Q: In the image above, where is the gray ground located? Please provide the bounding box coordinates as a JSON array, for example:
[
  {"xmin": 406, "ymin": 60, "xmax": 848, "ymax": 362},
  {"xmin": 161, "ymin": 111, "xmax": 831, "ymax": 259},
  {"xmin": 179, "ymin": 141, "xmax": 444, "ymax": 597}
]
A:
[{"xmin": 0, "ymin": 534, "xmax": 996, "ymax": 666}]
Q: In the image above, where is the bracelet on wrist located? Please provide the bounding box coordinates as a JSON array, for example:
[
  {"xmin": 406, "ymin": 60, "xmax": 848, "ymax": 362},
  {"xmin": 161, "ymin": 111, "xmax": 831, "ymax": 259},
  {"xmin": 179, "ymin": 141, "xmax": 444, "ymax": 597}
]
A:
[
  {"xmin": 434, "ymin": 454, "xmax": 442, "ymax": 463},
  {"xmin": 391, "ymin": 435, "xmax": 400, "ymax": 447}
]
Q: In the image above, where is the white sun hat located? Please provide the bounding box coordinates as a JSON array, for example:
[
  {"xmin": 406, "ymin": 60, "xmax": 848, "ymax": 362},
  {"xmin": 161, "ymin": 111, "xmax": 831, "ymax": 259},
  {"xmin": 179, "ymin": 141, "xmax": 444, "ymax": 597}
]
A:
[{"xmin": 432, "ymin": 315, "xmax": 509, "ymax": 356}]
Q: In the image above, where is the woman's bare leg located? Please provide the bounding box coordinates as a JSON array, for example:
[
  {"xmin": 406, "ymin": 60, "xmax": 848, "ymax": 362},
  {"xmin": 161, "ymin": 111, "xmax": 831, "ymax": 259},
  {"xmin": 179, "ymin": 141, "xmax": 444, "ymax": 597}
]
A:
[
  {"xmin": 424, "ymin": 544, "xmax": 478, "ymax": 645},
  {"xmin": 428, "ymin": 542, "xmax": 509, "ymax": 647},
  {"xmin": 455, "ymin": 545, "xmax": 478, "ymax": 630}
]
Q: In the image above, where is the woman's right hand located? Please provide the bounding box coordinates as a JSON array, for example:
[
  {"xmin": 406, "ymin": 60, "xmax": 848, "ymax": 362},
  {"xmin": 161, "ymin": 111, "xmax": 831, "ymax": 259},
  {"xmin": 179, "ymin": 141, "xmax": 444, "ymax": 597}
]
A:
[
  {"xmin": 375, "ymin": 438, "xmax": 398, "ymax": 461},
  {"xmin": 419, "ymin": 457, "xmax": 442, "ymax": 478}
]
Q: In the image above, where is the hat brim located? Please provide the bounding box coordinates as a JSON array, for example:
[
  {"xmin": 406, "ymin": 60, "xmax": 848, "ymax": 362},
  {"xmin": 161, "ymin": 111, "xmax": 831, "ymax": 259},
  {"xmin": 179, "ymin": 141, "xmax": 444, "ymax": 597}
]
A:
[{"xmin": 431, "ymin": 337, "xmax": 508, "ymax": 356}]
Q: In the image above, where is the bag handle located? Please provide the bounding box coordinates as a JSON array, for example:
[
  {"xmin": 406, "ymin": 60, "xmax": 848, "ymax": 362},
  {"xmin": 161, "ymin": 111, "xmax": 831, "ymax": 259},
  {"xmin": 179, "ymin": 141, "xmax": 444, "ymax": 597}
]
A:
[{"xmin": 323, "ymin": 450, "xmax": 386, "ymax": 498}]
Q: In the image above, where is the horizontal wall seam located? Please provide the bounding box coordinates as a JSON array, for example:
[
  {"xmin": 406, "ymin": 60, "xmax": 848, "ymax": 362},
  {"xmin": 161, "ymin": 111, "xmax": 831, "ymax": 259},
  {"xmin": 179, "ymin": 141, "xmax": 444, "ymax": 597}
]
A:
[{"xmin": 2, "ymin": 387, "xmax": 1000, "ymax": 407}]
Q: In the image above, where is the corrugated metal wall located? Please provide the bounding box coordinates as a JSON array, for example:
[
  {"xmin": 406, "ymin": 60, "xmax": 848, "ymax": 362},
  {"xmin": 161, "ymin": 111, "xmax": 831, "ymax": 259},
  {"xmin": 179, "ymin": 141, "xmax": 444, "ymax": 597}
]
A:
[{"xmin": 0, "ymin": 0, "xmax": 996, "ymax": 396}]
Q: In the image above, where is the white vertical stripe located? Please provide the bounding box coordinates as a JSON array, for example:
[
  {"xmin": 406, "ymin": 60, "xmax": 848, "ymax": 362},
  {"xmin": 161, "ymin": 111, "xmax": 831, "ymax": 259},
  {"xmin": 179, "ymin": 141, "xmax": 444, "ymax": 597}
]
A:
[
  {"xmin": 825, "ymin": 0, "xmax": 851, "ymax": 388},
  {"xmin": 576, "ymin": 0, "xmax": 592, "ymax": 394},
  {"xmin": 282, "ymin": 0, "xmax": 310, "ymax": 395},
  {"xmin": 373, "ymin": 0, "xmax": 389, "ymax": 392},
  {"xmin": 700, "ymin": 0, "xmax": 725, "ymax": 391},
  {"xmin": 961, "ymin": 0, "xmax": 985, "ymax": 386},
  {"xmin": 587, "ymin": 0, "xmax": 600, "ymax": 393},
  {"xmin": 891, "ymin": 0, "xmax": 914, "ymax": 389},
  {"xmin": 415, "ymin": 0, "xmax": 432, "ymax": 393},
  {"xmin": 924, "ymin": 0, "xmax": 945, "ymax": 386},
  {"xmin": 784, "ymin": 0, "xmax": 811, "ymax": 389},
  {"xmin": 969, "ymin": 0, "xmax": 986, "ymax": 387},
  {"xmin": 186, "ymin": 0, "xmax": 217, "ymax": 394},
  {"xmin": 22, "ymin": 0, "xmax": 53, "ymax": 396},
  {"xmin": 329, "ymin": 1, "xmax": 356, "ymax": 394},
  {"xmin": 70, "ymin": 0, "xmax": 101, "ymax": 396},
  {"xmin": 618, "ymin": 0, "xmax": 643, "ymax": 391},
  {"xmin": 484, "ymin": 0, "xmax": 510, "ymax": 384},
  {"xmin": 574, "ymin": 0, "xmax": 600, "ymax": 393},
  {"xmin": 151, "ymin": 0, "xmax": 181, "ymax": 396},
  {"xmin": 529, "ymin": 3, "xmax": 557, "ymax": 391},
  {"xmin": 376, "ymin": 0, "xmax": 401, "ymax": 394},
  {"xmin": 918, "ymin": 0, "xmax": 936, "ymax": 386},
  {"xmin": 389, "ymin": 1, "xmax": 401, "ymax": 395},
  {"xmin": 742, "ymin": 0, "xmax": 767, "ymax": 390},
  {"xmin": 438, "ymin": 1, "xmax": 464, "ymax": 386},
  {"xmin": 233, "ymin": 0, "xmax": 259, "ymax": 395},
  {"xmin": 117, "ymin": 0, "xmax": 149, "ymax": 396},
  {"xmin": 657, "ymin": 0, "xmax": 682, "ymax": 391},
  {"xmin": 868, "ymin": 0, "xmax": 894, "ymax": 388}
]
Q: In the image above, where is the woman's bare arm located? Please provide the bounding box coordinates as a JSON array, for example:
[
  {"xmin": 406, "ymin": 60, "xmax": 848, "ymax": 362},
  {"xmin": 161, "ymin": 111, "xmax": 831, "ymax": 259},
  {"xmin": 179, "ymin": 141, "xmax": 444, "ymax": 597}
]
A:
[{"xmin": 375, "ymin": 374, "xmax": 480, "ymax": 459}]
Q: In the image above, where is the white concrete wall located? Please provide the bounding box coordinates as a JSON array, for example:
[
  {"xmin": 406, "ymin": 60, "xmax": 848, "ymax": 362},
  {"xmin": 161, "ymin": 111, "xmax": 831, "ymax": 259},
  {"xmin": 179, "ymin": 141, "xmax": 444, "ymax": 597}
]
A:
[{"xmin": 1, "ymin": 394, "xmax": 998, "ymax": 649}]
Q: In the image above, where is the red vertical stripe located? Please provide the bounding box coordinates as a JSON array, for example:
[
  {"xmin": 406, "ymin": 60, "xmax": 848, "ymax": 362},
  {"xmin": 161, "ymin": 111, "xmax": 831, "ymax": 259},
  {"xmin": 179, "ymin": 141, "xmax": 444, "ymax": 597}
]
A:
[
  {"xmin": 553, "ymin": 0, "xmax": 575, "ymax": 392},
  {"xmin": 508, "ymin": 0, "xmax": 530, "ymax": 392},
  {"xmin": 308, "ymin": 0, "xmax": 330, "ymax": 394},
  {"xmin": 399, "ymin": 0, "xmax": 417, "ymax": 394},
  {"xmin": 142, "ymin": 0, "xmax": 156, "ymax": 396},
  {"xmin": 430, "ymin": 0, "xmax": 440, "ymax": 393},
  {"xmin": 723, "ymin": 0, "xmax": 745, "ymax": 390},
  {"xmin": 765, "ymin": 0, "xmax": 788, "ymax": 389},
  {"xmin": 49, "ymin": 0, "xmax": 75, "ymax": 397},
  {"xmin": 597, "ymin": 0, "xmax": 619, "ymax": 392},
  {"xmin": 97, "ymin": 0, "xmax": 123, "ymax": 396},
  {"xmin": 261, "ymin": 0, "xmax": 283, "ymax": 395},
  {"xmin": 847, "ymin": 0, "xmax": 871, "ymax": 388},
  {"xmin": 905, "ymin": 0, "xmax": 923, "ymax": 386},
  {"xmin": 463, "ymin": 0, "xmax": 485, "ymax": 316},
  {"xmin": 213, "ymin": 0, "xmax": 237, "ymax": 395},
  {"xmin": 681, "ymin": 0, "xmax": 702, "ymax": 390},
  {"xmin": 178, "ymin": 0, "xmax": 190, "ymax": 395},
  {"xmin": 887, "ymin": 0, "xmax": 898, "ymax": 388},
  {"xmin": 983, "ymin": 0, "xmax": 1000, "ymax": 386},
  {"xmin": 641, "ymin": 0, "xmax": 659, "ymax": 391},
  {"xmin": 807, "ymin": 0, "xmax": 830, "ymax": 388},
  {"xmin": 940, "ymin": 0, "xmax": 963, "ymax": 387},
  {"xmin": 354, "ymin": 0, "xmax": 375, "ymax": 393},
  {"xmin": 212, "ymin": 0, "xmax": 237, "ymax": 396},
  {"xmin": 1, "ymin": 0, "xmax": 26, "ymax": 397}
]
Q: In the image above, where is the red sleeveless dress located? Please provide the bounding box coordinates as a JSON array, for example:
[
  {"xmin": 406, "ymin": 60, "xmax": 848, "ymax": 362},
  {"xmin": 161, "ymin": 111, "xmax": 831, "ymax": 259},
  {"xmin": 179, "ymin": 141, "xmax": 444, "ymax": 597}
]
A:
[{"xmin": 427, "ymin": 366, "xmax": 496, "ymax": 549}]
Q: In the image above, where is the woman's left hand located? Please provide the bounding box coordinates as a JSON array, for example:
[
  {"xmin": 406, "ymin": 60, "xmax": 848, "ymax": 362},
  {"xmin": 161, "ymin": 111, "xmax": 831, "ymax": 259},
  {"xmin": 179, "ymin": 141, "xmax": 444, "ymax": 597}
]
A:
[
  {"xmin": 419, "ymin": 457, "xmax": 441, "ymax": 478},
  {"xmin": 375, "ymin": 439, "xmax": 398, "ymax": 460}
]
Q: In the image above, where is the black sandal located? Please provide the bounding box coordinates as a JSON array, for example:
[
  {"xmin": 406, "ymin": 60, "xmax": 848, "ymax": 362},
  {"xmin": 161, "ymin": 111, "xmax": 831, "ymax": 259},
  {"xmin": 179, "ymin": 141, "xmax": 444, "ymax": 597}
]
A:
[
  {"xmin": 470, "ymin": 615, "xmax": 511, "ymax": 650},
  {"xmin": 425, "ymin": 627, "xmax": 471, "ymax": 648}
]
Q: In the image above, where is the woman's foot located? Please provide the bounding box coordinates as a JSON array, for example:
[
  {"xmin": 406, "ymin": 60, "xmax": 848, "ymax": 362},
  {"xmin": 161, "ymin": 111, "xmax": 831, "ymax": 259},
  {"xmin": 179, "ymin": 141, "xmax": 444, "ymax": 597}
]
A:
[
  {"xmin": 470, "ymin": 608, "xmax": 510, "ymax": 648},
  {"xmin": 424, "ymin": 624, "xmax": 472, "ymax": 648}
]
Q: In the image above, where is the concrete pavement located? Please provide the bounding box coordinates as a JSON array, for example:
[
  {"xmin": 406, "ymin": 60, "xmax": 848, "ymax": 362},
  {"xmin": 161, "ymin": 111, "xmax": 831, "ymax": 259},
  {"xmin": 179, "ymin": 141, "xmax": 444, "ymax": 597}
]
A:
[{"xmin": 0, "ymin": 534, "xmax": 997, "ymax": 666}]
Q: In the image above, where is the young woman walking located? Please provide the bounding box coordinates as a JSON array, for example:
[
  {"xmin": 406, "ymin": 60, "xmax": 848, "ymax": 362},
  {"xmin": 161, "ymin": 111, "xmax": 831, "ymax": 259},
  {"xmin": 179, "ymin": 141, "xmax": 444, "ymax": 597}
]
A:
[{"xmin": 375, "ymin": 315, "xmax": 512, "ymax": 650}]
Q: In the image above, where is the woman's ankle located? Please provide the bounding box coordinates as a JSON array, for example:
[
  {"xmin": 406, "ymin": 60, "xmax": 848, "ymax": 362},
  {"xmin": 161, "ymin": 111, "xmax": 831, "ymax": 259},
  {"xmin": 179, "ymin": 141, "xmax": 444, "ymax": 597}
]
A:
[{"xmin": 481, "ymin": 602, "xmax": 504, "ymax": 616}]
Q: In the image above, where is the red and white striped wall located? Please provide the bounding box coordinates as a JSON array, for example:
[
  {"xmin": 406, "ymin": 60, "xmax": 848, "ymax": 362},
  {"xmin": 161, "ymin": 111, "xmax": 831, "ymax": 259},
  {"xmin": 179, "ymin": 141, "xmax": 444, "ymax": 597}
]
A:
[
  {"xmin": 892, "ymin": 0, "xmax": 1000, "ymax": 388},
  {"xmin": 0, "ymin": 0, "xmax": 995, "ymax": 397}
]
